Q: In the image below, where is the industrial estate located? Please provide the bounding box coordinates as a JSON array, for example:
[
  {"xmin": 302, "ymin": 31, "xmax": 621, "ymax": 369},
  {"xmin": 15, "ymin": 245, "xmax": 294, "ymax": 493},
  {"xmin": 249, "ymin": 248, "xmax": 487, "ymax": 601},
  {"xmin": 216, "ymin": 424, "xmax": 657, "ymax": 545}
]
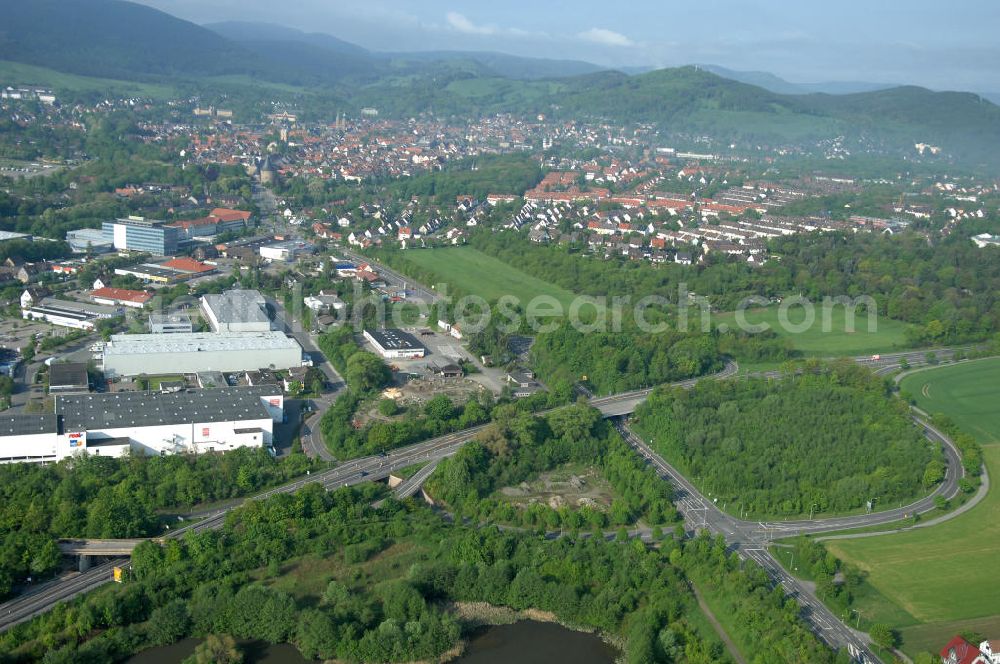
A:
[{"xmin": 0, "ymin": 1, "xmax": 998, "ymax": 663}]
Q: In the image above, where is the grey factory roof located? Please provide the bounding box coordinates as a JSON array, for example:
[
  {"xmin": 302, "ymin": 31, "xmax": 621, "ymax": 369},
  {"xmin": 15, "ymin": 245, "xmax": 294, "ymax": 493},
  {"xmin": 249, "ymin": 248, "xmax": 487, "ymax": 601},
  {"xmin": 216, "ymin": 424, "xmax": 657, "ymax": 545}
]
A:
[
  {"xmin": 149, "ymin": 313, "xmax": 191, "ymax": 325},
  {"xmin": 365, "ymin": 328, "xmax": 425, "ymax": 352},
  {"xmin": 48, "ymin": 362, "xmax": 89, "ymax": 389},
  {"xmin": 201, "ymin": 290, "xmax": 269, "ymax": 325},
  {"xmin": 38, "ymin": 297, "xmax": 121, "ymax": 317},
  {"xmin": 103, "ymin": 331, "xmax": 299, "ymax": 356},
  {"xmin": 0, "ymin": 230, "xmax": 31, "ymax": 242},
  {"xmin": 56, "ymin": 386, "xmax": 277, "ymax": 431},
  {"xmin": 0, "ymin": 414, "xmax": 58, "ymax": 436}
]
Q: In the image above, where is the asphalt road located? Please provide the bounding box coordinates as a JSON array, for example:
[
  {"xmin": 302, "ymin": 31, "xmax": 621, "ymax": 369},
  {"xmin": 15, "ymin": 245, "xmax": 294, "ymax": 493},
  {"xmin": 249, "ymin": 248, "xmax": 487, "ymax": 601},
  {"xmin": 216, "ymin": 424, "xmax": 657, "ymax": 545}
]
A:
[
  {"xmin": 0, "ymin": 348, "xmax": 974, "ymax": 659},
  {"xmin": 341, "ymin": 249, "xmax": 442, "ymax": 304},
  {"xmin": 267, "ymin": 297, "xmax": 344, "ymax": 462}
]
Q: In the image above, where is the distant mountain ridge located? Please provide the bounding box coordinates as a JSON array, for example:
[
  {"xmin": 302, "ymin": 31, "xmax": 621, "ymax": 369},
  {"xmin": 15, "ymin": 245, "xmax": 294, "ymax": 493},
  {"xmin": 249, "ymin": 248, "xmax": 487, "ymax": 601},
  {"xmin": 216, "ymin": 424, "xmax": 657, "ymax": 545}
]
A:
[
  {"xmin": 696, "ymin": 64, "xmax": 896, "ymax": 96},
  {"xmin": 2, "ymin": 0, "xmax": 1000, "ymax": 168},
  {"xmin": 205, "ymin": 20, "xmax": 607, "ymax": 80}
]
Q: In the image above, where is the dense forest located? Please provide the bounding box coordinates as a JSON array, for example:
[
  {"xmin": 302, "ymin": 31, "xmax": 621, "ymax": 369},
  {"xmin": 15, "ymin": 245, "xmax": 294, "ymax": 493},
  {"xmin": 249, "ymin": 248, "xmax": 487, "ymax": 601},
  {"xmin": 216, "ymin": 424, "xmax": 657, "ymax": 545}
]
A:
[
  {"xmin": 0, "ymin": 449, "xmax": 318, "ymax": 598},
  {"xmin": 633, "ymin": 361, "xmax": 939, "ymax": 517},
  {"xmin": 428, "ymin": 404, "xmax": 679, "ymax": 530},
  {"xmin": 470, "ymin": 229, "xmax": 1000, "ymax": 346},
  {"xmin": 0, "ymin": 480, "xmax": 844, "ymax": 664},
  {"xmin": 531, "ymin": 323, "xmax": 726, "ymax": 394}
]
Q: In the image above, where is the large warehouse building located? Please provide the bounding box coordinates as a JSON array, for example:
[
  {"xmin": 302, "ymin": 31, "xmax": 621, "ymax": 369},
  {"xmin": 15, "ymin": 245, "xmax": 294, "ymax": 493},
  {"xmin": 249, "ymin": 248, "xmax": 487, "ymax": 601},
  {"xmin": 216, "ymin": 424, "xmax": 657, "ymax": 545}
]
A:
[
  {"xmin": 0, "ymin": 386, "xmax": 283, "ymax": 464},
  {"xmin": 201, "ymin": 290, "xmax": 274, "ymax": 333},
  {"xmin": 101, "ymin": 331, "xmax": 305, "ymax": 377}
]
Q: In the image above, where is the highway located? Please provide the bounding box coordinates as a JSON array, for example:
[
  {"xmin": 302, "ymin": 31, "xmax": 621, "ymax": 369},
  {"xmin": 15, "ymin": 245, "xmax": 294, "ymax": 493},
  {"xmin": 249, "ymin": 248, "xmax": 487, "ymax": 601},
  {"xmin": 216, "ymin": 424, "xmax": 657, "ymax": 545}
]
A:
[
  {"xmin": 0, "ymin": 349, "xmax": 975, "ymax": 659},
  {"xmin": 616, "ymin": 422, "xmax": 883, "ymax": 662}
]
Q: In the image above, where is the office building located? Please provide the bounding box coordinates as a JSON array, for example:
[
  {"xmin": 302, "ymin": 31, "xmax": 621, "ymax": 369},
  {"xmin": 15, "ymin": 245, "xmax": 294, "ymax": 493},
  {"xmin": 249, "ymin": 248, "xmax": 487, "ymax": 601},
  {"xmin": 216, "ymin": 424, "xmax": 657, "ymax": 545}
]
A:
[{"xmin": 101, "ymin": 217, "xmax": 180, "ymax": 255}]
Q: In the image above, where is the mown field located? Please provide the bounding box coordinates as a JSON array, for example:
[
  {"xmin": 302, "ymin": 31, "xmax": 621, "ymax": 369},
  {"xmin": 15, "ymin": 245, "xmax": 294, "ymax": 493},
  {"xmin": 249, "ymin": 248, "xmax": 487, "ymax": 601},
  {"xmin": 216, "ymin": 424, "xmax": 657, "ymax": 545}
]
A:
[
  {"xmin": 900, "ymin": 358, "xmax": 1000, "ymax": 444},
  {"xmin": 399, "ymin": 247, "xmax": 580, "ymax": 310},
  {"xmin": 712, "ymin": 306, "xmax": 912, "ymax": 357},
  {"xmin": 825, "ymin": 359, "xmax": 1000, "ymax": 656}
]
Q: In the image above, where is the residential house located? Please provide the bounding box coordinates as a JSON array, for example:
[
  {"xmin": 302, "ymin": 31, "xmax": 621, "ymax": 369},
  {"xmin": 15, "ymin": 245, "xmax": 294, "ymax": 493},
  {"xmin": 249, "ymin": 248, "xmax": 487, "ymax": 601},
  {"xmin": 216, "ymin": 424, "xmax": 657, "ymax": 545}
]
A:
[
  {"xmin": 20, "ymin": 288, "xmax": 48, "ymax": 310},
  {"xmin": 941, "ymin": 636, "xmax": 989, "ymax": 664}
]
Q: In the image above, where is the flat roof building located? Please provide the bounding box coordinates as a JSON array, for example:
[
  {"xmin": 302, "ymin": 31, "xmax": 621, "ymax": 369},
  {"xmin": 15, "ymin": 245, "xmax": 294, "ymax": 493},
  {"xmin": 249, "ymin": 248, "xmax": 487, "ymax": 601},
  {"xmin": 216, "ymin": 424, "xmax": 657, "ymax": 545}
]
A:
[
  {"xmin": 149, "ymin": 313, "xmax": 194, "ymax": 334},
  {"xmin": 102, "ymin": 217, "xmax": 180, "ymax": 256},
  {"xmin": 201, "ymin": 289, "xmax": 273, "ymax": 333},
  {"xmin": 22, "ymin": 297, "xmax": 122, "ymax": 330},
  {"xmin": 48, "ymin": 362, "xmax": 90, "ymax": 395},
  {"xmin": 66, "ymin": 228, "xmax": 113, "ymax": 254},
  {"xmin": 0, "ymin": 386, "xmax": 284, "ymax": 464},
  {"xmin": 101, "ymin": 331, "xmax": 303, "ymax": 378},
  {"xmin": 363, "ymin": 328, "xmax": 426, "ymax": 359},
  {"xmin": 0, "ymin": 230, "xmax": 32, "ymax": 243}
]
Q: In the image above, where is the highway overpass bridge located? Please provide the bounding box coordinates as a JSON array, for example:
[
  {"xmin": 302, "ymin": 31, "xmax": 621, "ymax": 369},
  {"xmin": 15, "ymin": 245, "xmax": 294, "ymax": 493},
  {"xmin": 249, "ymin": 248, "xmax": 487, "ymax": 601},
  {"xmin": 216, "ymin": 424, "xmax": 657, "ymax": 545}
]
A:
[{"xmin": 1, "ymin": 348, "xmax": 977, "ymax": 661}]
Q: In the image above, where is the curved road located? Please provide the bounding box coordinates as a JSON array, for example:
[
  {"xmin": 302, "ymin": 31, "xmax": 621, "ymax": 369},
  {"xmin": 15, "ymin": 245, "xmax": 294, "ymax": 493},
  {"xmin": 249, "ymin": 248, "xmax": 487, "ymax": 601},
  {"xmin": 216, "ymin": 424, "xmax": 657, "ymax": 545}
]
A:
[{"xmin": 0, "ymin": 349, "xmax": 976, "ymax": 663}]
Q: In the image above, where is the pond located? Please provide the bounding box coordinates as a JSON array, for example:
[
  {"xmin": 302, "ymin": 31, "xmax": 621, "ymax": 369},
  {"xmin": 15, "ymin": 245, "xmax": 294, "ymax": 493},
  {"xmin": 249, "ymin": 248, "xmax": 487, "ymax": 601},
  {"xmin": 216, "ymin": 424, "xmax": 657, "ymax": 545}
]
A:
[
  {"xmin": 457, "ymin": 620, "xmax": 618, "ymax": 664},
  {"xmin": 127, "ymin": 620, "xmax": 617, "ymax": 664}
]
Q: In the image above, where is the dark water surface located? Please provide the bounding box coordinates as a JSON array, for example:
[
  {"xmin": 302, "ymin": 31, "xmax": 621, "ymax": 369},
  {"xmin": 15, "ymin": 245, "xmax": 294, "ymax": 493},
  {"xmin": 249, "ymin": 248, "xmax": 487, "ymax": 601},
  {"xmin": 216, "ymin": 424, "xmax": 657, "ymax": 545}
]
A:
[
  {"xmin": 457, "ymin": 620, "xmax": 618, "ymax": 664},
  {"xmin": 127, "ymin": 620, "xmax": 617, "ymax": 663}
]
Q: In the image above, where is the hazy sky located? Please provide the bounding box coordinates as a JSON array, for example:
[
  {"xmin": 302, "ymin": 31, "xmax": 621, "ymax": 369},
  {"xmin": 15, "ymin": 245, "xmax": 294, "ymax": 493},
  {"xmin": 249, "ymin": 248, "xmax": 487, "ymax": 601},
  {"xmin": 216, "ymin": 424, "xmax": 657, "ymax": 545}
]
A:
[{"xmin": 135, "ymin": 0, "xmax": 1000, "ymax": 91}]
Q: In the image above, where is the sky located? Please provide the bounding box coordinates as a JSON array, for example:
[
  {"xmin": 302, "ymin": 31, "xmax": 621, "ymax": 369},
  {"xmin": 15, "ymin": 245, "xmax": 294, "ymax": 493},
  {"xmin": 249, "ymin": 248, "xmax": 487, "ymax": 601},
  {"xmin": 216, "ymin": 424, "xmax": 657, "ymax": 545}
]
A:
[{"xmin": 134, "ymin": 0, "xmax": 1000, "ymax": 92}]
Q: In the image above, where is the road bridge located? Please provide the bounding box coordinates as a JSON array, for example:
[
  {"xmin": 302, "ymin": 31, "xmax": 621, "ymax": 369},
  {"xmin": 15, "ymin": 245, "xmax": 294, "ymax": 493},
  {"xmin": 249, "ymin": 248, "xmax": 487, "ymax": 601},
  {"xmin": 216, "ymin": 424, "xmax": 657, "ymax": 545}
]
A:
[{"xmin": 0, "ymin": 348, "xmax": 978, "ymax": 662}]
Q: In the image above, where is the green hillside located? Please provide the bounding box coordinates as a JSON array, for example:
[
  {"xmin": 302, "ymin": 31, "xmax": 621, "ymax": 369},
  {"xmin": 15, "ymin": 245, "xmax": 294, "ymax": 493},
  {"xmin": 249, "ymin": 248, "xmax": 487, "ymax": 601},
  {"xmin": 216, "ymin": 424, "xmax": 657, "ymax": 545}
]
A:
[{"xmin": 4, "ymin": 0, "xmax": 1000, "ymax": 168}]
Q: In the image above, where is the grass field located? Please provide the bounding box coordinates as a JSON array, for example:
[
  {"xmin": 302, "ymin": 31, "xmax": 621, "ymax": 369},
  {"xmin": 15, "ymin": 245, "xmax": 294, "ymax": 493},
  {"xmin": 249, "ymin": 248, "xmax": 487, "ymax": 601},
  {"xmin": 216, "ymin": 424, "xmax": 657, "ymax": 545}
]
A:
[
  {"xmin": 825, "ymin": 359, "xmax": 1000, "ymax": 655},
  {"xmin": 900, "ymin": 358, "xmax": 1000, "ymax": 444},
  {"xmin": 400, "ymin": 247, "xmax": 580, "ymax": 309},
  {"xmin": 712, "ymin": 306, "xmax": 912, "ymax": 357},
  {"xmin": 145, "ymin": 375, "xmax": 186, "ymax": 390}
]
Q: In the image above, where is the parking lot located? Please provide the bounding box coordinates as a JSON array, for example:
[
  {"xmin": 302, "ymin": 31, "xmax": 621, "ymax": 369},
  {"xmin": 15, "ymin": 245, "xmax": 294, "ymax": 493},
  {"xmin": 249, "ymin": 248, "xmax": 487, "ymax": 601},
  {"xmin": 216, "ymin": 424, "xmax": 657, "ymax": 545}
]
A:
[{"xmin": 359, "ymin": 328, "xmax": 507, "ymax": 394}]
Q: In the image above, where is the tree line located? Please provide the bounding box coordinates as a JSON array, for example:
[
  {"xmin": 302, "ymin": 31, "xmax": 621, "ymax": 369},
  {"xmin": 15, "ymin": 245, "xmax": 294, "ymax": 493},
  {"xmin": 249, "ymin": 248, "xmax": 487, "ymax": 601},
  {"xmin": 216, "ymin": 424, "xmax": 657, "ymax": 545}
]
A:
[
  {"xmin": 2, "ymin": 479, "xmax": 844, "ymax": 663},
  {"xmin": 0, "ymin": 449, "xmax": 319, "ymax": 598},
  {"xmin": 468, "ymin": 228, "xmax": 1000, "ymax": 347}
]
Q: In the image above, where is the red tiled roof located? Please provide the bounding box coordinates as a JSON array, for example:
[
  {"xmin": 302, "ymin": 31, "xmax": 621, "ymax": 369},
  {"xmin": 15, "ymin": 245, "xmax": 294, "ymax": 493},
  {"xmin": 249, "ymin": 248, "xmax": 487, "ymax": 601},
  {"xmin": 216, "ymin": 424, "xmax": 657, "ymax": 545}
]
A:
[
  {"xmin": 941, "ymin": 636, "xmax": 986, "ymax": 664},
  {"xmin": 209, "ymin": 208, "xmax": 252, "ymax": 223},
  {"xmin": 167, "ymin": 217, "xmax": 216, "ymax": 229},
  {"xmin": 91, "ymin": 287, "xmax": 152, "ymax": 304},
  {"xmin": 160, "ymin": 257, "xmax": 214, "ymax": 273}
]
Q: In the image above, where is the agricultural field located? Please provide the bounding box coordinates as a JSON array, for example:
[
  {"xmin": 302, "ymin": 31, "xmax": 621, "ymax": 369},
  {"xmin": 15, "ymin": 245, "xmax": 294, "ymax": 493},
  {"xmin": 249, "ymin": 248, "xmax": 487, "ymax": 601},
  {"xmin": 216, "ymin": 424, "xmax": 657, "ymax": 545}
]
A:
[
  {"xmin": 399, "ymin": 247, "xmax": 580, "ymax": 309},
  {"xmin": 825, "ymin": 359, "xmax": 1000, "ymax": 656},
  {"xmin": 711, "ymin": 305, "xmax": 912, "ymax": 357}
]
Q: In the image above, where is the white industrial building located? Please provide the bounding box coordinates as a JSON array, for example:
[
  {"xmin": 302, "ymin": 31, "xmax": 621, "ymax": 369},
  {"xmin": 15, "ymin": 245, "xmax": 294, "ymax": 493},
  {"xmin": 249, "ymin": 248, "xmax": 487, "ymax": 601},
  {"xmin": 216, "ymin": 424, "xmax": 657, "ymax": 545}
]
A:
[
  {"xmin": 101, "ymin": 331, "xmax": 305, "ymax": 378},
  {"xmin": 364, "ymin": 328, "xmax": 426, "ymax": 359},
  {"xmin": 201, "ymin": 290, "xmax": 273, "ymax": 333},
  {"xmin": 259, "ymin": 240, "xmax": 312, "ymax": 263},
  {"xmin": 0, "ymin": 386, "xmax": 283, "ymax": 464},
  {"xmin": 22, "ymin": 297, "xmax": 122, "ymax": 331}
]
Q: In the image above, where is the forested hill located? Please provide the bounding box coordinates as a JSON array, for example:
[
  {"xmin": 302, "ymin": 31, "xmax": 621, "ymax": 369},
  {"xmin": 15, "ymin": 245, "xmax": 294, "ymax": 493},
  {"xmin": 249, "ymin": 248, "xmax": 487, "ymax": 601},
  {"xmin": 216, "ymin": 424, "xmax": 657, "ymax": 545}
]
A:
[
  {"xmin": 0, "ymin": 0, "xmax": 266, "ymax": 80},
  {"xmin": 633, "ymin": 362, "xmax": 938, "ymax": 519},
  {"xmin": 5, "ymin": 0, "xmax": 1000, "ymax": 167}
]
